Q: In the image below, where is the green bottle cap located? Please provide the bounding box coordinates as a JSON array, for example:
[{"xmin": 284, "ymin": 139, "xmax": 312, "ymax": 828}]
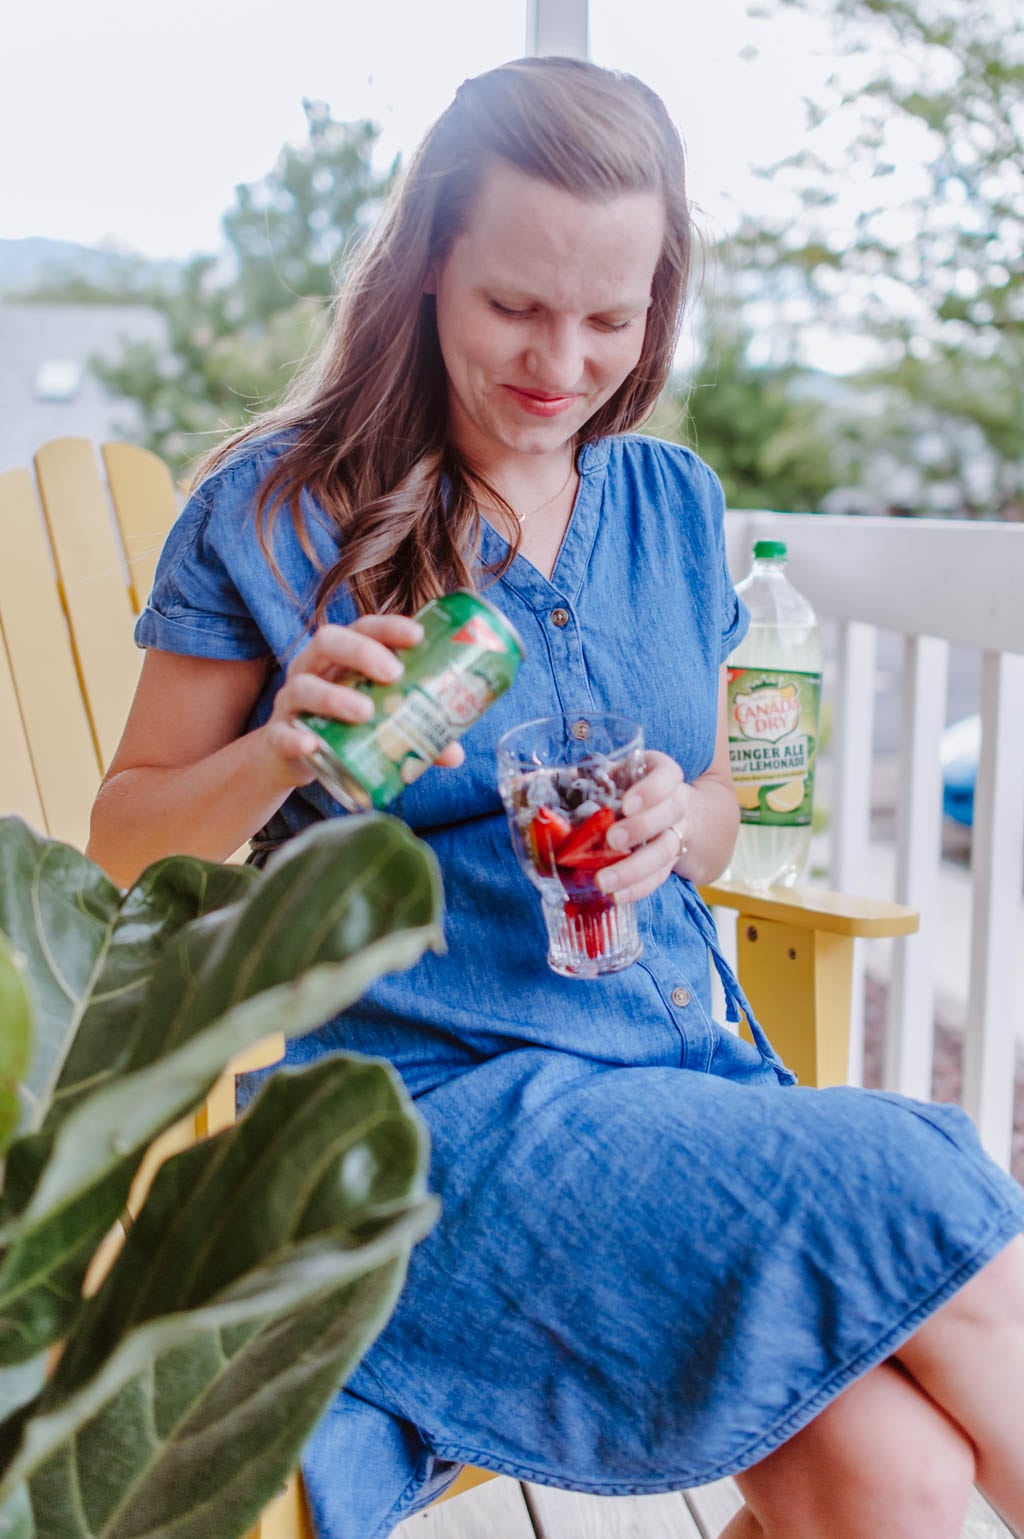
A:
[{"xmin": 754, "ymin": 539, "xmax": 787, "ymax": 559}]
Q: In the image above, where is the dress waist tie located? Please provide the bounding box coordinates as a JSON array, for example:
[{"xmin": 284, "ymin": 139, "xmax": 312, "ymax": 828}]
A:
[{"xmin": 678, "ymin": 881, "xmax": 798, "ymax": 1086}]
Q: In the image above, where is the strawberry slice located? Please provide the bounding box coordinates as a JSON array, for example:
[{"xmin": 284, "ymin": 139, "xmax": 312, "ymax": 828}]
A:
[
  {"xmin": 565, "ymin": 894, "xmax": 614, "ymax": 959},
  {"xmin": 558, "ymin": 847, "xmax": 627, "ymax": 873},
  {"xmin": 555, "ymin": 806, "xmax": 623, "ymax": 869},
  {"xmin": 526, "ymin": 805, "xmax": 572, "ymax": 876}
]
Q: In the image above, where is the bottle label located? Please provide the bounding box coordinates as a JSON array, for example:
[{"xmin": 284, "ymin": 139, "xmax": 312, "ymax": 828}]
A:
[{"xmin": 727, "ymin": 667, "xmax": 821, "ymax": 826}]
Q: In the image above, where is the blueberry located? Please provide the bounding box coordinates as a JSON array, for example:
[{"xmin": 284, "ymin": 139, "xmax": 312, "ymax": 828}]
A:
[
  {"xmin": 525, "ymin": 772, "xmax": 560, "ymax": 809},
  {"xmin": 592, "ymin": 770, "xmax": 617, "ymax": 799},
  {"xmin": 572, "ymin": 798, "xmax": 601, "ymax": 821}
]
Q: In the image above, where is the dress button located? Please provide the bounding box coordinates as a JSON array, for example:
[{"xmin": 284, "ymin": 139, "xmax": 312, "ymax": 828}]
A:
[
  {"xmin": 671, "ymin": 986, "xmax": 691, "ymax": 1007},
  {"xmin": 550, "ymin": 607, "xmax": 570, "ymax": 628}
]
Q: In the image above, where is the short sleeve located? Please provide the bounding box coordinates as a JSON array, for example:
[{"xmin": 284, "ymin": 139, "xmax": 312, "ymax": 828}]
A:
[
  {"xmin": 134, "ymin": 462, "xmax": 270, "ymax": 660},
  {"xmin": 705, "ymin": 463, "xmax": 749, "ymax": 663}
]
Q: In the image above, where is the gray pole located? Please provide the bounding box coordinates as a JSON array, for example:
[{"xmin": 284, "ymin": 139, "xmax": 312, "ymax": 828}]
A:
[{"xmin": 525, "ymin": 0, "xmax": 589, "ymax": 58}]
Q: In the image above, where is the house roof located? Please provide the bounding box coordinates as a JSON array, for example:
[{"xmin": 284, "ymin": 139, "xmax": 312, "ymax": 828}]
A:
[{"xmin": 0, "ymin": 302, "xmax": 166, "ymax": 474}]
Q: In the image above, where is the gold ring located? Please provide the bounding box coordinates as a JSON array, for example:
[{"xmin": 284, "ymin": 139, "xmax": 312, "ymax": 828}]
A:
[{"xmin": 668, "ymin": 822, "xmax": 687, "ymax": 860}]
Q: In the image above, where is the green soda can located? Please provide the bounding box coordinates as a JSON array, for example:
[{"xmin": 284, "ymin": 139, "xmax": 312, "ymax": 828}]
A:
[{"xmin": 301, "ymin": 590, "xmax": 525, "ymax": 811}]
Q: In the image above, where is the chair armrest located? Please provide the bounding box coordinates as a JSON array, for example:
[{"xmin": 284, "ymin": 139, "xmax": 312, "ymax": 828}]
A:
[
  {"xmin": 699, "ymin": 880, "xmax": 918, "ymax": 938},
  {"xmin": 197, "ymin": 1033, "xmax": 286, "ymax": 1138},
  {"xmin": 229, "ymin": 1034, "xmax": 287, "ymax": 1076},
  {"xmin": 698, "ymin": 881, "xmax": 919, "ymax": 1087},
  {"xmin": 128, "ymin": 1035, "xmax": 288, "ymax": 1219}
]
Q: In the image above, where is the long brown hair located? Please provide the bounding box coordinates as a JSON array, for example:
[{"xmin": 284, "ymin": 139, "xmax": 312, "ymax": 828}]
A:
[{"xmin": 197, "ymin": 56, "xmax": 693, "ymax": 621}]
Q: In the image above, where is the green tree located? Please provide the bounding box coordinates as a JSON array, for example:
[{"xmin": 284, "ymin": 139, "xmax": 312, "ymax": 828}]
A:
[
  {"xmin": 650, "ymin": 318, "xmax": 838, "ymax": 512},
  {"xmin": 729, "ymin": 0, "xmax": 1024, "ymax": 513},
  {"xmin": 17, "ymin": 271, "xmax": 159, "ymax": 307},
  {"xmin": 95, "ymin": 101, "xmax": 394, "ymax": 475}
]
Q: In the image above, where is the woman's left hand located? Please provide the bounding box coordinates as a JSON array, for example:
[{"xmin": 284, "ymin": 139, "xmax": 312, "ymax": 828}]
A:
[{"xmin": 596, "ymin": 749, "xmax": 692, "ymax": 904}]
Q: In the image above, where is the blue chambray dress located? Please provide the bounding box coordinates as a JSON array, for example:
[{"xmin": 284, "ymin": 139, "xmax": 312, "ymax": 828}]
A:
[{"xmin": 136, "ymin": 434, "xmax": 1024, "ymax": 1539}]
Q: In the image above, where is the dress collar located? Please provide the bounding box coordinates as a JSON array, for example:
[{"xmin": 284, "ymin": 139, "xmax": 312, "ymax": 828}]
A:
[{"xmin": 476, "ymin": 438, "xmax": 611, "ymax": 608}]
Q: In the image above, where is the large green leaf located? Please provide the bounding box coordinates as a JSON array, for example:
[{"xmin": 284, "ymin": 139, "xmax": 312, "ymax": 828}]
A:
[
  {"xmin": 0, "ymin": 816, "xmax": 443, "ymax": 1379},
  {"xmin": 0, "ymin": 830, "xmax": 257, "ymax": 1402},
  {"xmin": 0, "ymin": 937, "xmax": 32, "ymax": 1155},
  {"xmin": 0, "ymin": 1481, "xmax": 30, "ymax": 1539},
  {"xmin": 0, "ymin": 1055, "xmax": 438, "ymax": 1538},
  {"xmin": 0, "ymin": 938, "xmax": 43, "ymax": 1427},
  {"xmin": 0, "ymin": 818, "xmax": 256, "ymax": 1132}
]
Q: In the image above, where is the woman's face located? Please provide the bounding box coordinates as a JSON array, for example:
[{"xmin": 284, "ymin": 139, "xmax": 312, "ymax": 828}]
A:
[{"xmin": 431, "ymin": 159, "xmax": 665, "ymax": 469}]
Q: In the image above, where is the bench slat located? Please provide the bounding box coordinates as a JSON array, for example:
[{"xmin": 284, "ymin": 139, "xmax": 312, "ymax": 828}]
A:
[
  {"xmin": 887, "ymin": 634, "xmax": 948, "ymax": 1098},
  {"xmin": 829, "ymin": 619, "xmax": 878, "ymax": 1081},
  {"xmin": 964, "ymin": 649, "xmax": 1024, "ymax": 1166}
]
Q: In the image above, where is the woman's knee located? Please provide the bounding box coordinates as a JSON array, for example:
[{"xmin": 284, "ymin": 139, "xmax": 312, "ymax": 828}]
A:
[
  {"xmin": 904, "ymin": 1234, "xmax": 1024, "ymax": 1357},
  {"xmin": 734, "ymin": 1361, "xmax": 975, "ymax": 1539}
]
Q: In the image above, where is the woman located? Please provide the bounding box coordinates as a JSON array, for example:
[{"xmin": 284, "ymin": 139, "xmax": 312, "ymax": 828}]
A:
[{"xmin": 89, "ymin": 57, "xmax": 1024, "ymax": 1539}]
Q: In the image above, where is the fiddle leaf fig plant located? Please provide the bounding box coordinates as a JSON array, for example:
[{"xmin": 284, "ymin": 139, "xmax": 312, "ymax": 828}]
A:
[
  {"xmin": 0, "ymin": 938, "xmax": 30, "ymax": 1157},
  {"xmin": 0, "ymin": 813, "xmax": 444, "ymax": 1538}
]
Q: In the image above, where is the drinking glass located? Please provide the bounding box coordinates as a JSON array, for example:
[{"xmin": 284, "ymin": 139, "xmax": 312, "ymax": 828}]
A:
[{"xmin": 496, "ymin": 713, "xmax": 645, "ymax": 978}]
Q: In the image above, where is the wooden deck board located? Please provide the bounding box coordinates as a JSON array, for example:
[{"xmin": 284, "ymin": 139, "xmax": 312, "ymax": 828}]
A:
[
  {"xmin": 683, "ymin": 1480, "xmax": 743, "ymax": 1538},
  {"xmin": 684, "ymin": 1479, "xmax": 1017, "ymax": 1539},
  {"xmin": 526, "ymin": 1483, "xmax": 702, "ymax": 1539},
  {"xmin": 393, "ymin": 1475, "xmax": 1017, "ymax": 1539},
  {"xmin": 964, "ymin": 1488, "xmax": 1018, "ymax": 1539},
  {"xmin": 393, "ymin": 1475, "xmax": 535, "ymax": 1537}
]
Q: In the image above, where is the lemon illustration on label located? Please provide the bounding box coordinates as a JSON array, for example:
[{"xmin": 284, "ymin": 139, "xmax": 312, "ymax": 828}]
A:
[
  {"xmin": 734, "ymin": 783, "xmax": 761, "ymax": 810},
  {"xmin": 765, "ymin": 778, "xmax": 805, "ymax": 813}
]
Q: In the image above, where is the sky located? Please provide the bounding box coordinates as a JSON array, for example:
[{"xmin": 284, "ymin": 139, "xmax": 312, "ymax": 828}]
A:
[
  {"xmin": 4, "ymin": 0, "xmax": 927, "ymax": 374},
  {"xmin": 4, "ymin": 0, "xmax": 843, "ymax": 260}
]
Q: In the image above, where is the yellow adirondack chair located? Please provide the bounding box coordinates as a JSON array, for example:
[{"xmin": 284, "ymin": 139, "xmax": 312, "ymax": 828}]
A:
[
  {"xmin": 0, "ymin": 436, "xmax": 176, "ymax": 847},
  {"xmin": 0, "ymin": 437, "xmax": 918, "ymax": 1539}
]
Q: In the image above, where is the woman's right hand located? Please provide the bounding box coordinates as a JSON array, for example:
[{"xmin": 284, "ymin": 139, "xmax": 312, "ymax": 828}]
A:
[{"xmin": 261, "ymin": 615, "xmax": 465, "ymax": 788}]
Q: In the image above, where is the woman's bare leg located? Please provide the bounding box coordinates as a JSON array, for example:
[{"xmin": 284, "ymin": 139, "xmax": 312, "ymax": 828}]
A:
[
  {"xmin": 716, "ymin": 1234, "xmax": 1024, "ymax": 1537},
  {"xmin": 894, "ymin": 1233, "xmax": 1024, "ymax": 1528},
  {"xmin": 716, "ymin": 1358, "xmax": 975, "ymax": 1539}
]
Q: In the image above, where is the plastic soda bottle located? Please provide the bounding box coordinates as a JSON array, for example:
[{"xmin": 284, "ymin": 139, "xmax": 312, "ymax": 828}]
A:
[{"xmin": 726, "ymin": 540, "xmax": 823, "ymax": 887}]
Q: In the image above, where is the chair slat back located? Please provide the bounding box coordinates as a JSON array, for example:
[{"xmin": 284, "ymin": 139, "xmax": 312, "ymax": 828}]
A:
[
  {"xmin": 0, "ymin": 612, "xmax": 47, "ymax": 834},
  {"xmin": 101, "ymin": 440, "xmax": 180, "ymax": 614},
  {"xmin": 33, "ymin": 438, "xmax": 144, "ymax": 769},
  {"xmin": 1, "ymin": 439, "xmax": 180, "ymax": 848},
  {"xmin": 0, "ymin": 463, "xmax": 100, "ymax": 847}
]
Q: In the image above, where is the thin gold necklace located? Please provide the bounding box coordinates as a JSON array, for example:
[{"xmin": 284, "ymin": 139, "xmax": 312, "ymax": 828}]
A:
[{"xmin": 512, "ymin": 458, "xmax": 577, "ymax": 525}]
